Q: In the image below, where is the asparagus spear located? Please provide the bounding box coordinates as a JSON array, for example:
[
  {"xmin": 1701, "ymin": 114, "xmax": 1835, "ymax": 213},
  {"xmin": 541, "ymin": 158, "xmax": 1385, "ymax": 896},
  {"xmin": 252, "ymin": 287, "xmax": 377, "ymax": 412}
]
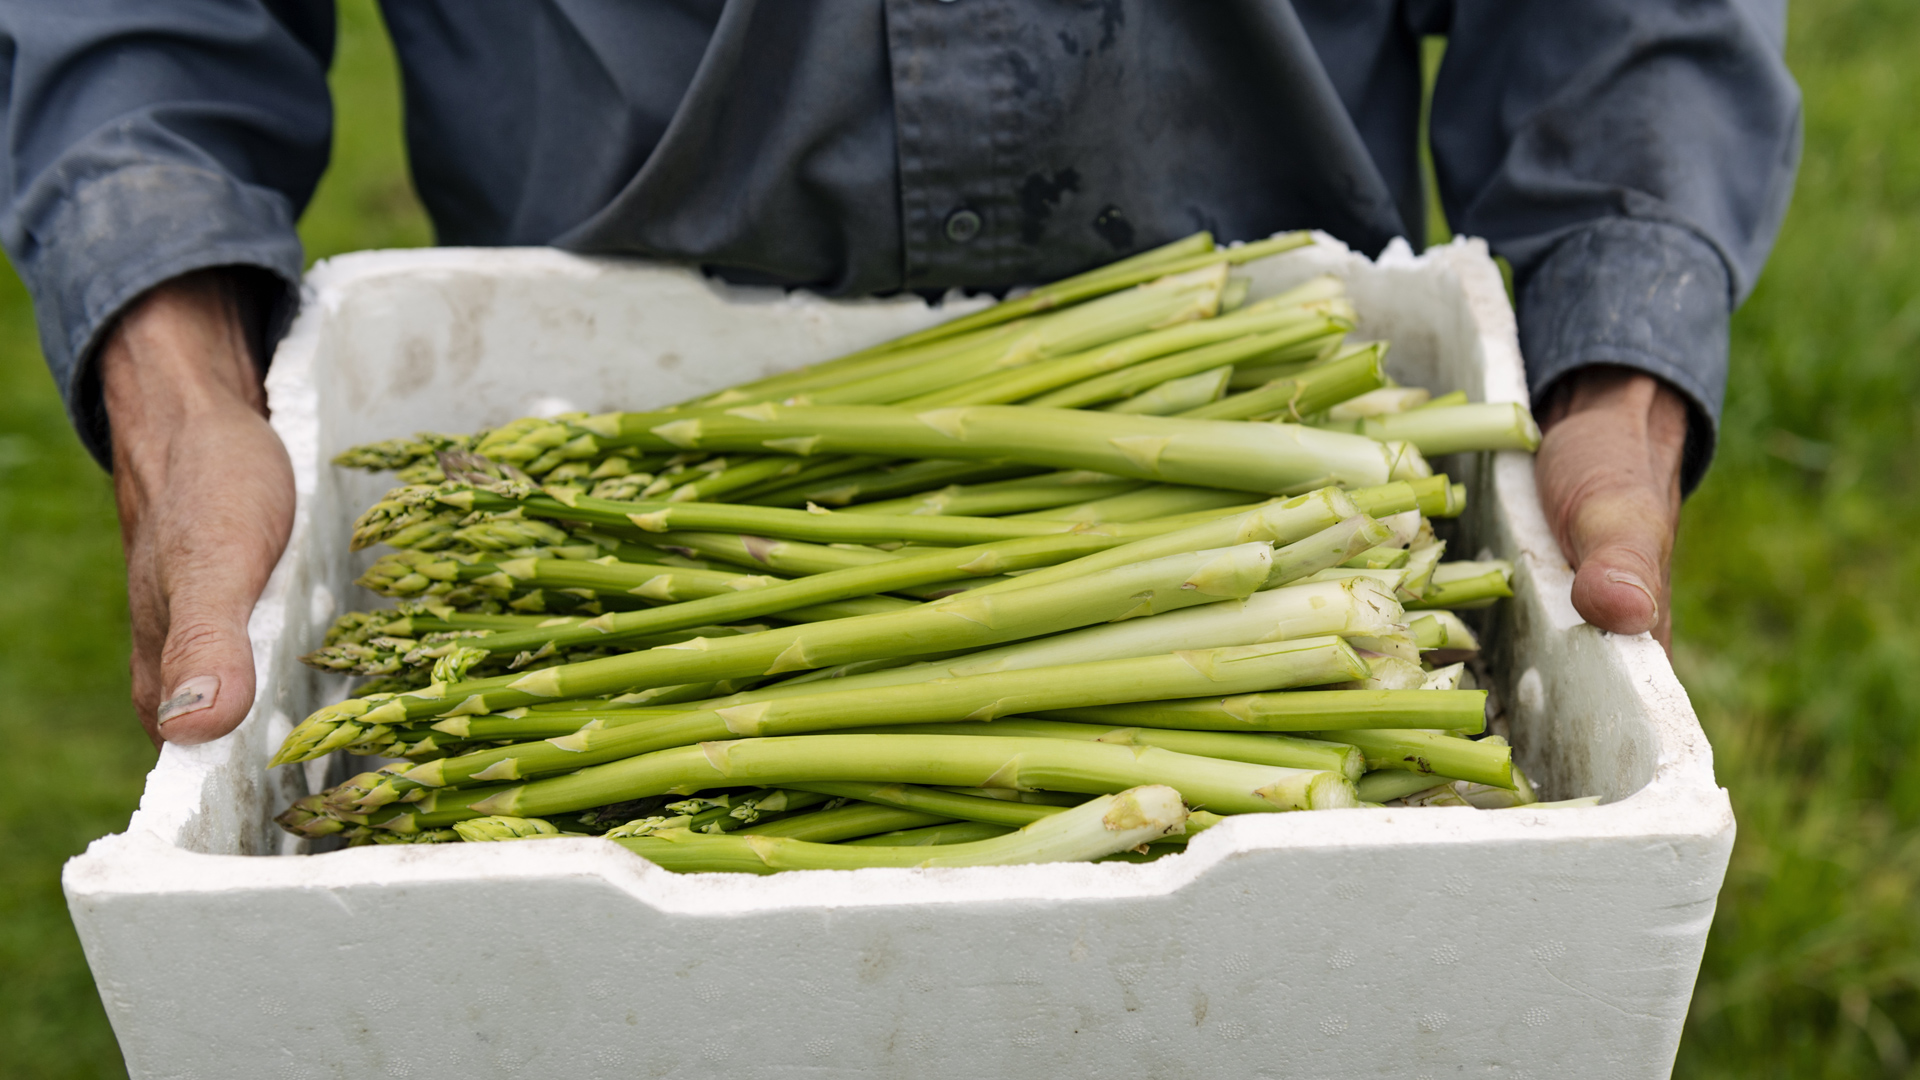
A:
[
  {"xmin": 782, "ymin": 265, "xmax": 1230, "ymax": 407},
  {"xmin": 1017, "ymin": 484, "xmax": 1251, "ymax": 523},
  {"xmin": 741, "ymin": 804, "xmax": 952, "ymax": 843},
  {"xmin": 575, "ymin": 404, "xmax": 1428, "ymax": 493},
  {"xmin": 1310, "ymin": 729, "xmax": 1513, "ymax": 788},
  {"xmin": 859, "ymin": 231, "xmax": 1303, "ymax": 352},
  {"xmin": 1406, "ymin": 561, "xmax": 1514, "ymax": 610},
  {"xmin": 1040, "ymin": 688, "xmax": 1488, "ymax": 733},
  {"xmin": 842, "ymin": 718, "xmax": 1366, "ymax": 781},
  {"xmin": 783, "ymin": 782, "xmax": 1066, "ymax": 828},
  {"xmin": 448, "ymin": 734, "xmax": 1355, "ymax": 824},
  {"xmin": 390, "ymin": 638, "xmax": 1368, "ymax": 792},
  {"xmin": 840, "ymin": 822, "xmax": 1013, "ymax": 847},
  {"xmin": 962, "ymin": 488, "xmax": 1357, "ymax": 598},
  {"xmin": 1175, "ymin": 343, "xmax": 1387, "ymax": 422},
  {"xmin": 702, "ymin": 576, "xmax": 1407, "ymax": 712},
  {"xmin": 1099, "ymin": 366, "xmax": 1234, "ymax": 415},
  {"xmin": 404, "ymin": 532, "xmax": 1128, "ymax": 662},
  {"xmin": 841, "ymin": 473, "xmax": 1141, "ymax": 517},
  {"xmin": 1313, "ymin": 402, "xmax": 1543, "ymax": 455},
  {"xmin": 610, "ymin": 785, "xmax": 1191, "ymax": 873},
  {"xmin": 271, "ymin": 541, "xmax": 1277, "ymax": 763}
]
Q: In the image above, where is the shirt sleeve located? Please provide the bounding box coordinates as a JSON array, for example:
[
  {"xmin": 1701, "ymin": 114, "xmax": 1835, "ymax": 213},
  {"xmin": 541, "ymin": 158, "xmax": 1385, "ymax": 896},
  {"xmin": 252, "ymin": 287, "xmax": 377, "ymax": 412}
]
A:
[
  {"xmin": 1420, "ymin": 0, "xmax": 1801, "ymax": 490},
  {"xmin": 0, "ymin": 1, "xmax": 334, "ymax": 467}
]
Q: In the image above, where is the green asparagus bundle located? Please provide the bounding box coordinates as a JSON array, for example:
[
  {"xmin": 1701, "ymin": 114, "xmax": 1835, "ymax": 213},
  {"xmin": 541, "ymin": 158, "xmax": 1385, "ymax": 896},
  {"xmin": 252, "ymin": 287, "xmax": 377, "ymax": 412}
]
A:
[{"xmin": 275, "ymin": 233, "xmax": 1573, "ymax": 871}]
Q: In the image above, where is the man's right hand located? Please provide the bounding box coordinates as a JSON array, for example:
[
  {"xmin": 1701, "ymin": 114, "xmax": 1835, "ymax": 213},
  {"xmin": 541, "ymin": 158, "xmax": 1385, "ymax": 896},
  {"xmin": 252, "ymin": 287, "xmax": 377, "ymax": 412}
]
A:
[{"xmin": 102, "ymin": 270, "xmax": 294, "ymax": 747}]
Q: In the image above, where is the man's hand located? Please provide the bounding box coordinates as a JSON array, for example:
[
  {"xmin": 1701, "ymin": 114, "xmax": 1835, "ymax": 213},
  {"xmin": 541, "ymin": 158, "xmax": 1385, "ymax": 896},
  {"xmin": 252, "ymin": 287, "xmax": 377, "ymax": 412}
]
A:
[
  {"xmin": 1534, "ymin": 366, "xmax": 1690, "ymax": 650},
  {"xmin": 102, "ymin": 270, "xmax": 294, "ymax": 747}
]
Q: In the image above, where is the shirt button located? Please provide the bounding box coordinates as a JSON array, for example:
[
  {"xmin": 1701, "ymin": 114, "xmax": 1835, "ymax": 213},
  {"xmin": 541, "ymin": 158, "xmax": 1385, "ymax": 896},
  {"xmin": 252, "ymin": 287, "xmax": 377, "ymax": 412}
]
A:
[{"xmin": 944, "ymin": 208, "xmax": 982, "ymax": 243}]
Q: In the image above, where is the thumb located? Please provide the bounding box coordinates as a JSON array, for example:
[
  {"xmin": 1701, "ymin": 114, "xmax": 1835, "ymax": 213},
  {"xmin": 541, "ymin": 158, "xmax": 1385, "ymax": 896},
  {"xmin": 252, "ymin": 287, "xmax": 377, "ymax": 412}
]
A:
[
  {"xmin": 1563, "ymin": 486, "xmax": 1670, "ymax": 638},
  {"xmin": 155, "ymin": 602, "xmax": 258, "ymax": 745}
]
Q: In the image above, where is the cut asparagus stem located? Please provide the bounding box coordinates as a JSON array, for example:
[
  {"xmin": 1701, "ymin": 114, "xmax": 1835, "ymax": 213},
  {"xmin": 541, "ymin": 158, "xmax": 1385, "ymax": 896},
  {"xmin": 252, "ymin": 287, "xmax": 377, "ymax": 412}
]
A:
[
  {"xmin": 841, "ymin": 718, "xmax": 1366, "ymax": 781},
  {"xmin": 1176, "ymin": 343, "xmax": 1387, "ymax": 422},
  {"xmin": 783, "ymin": 782, "xmax": 1066, "ymax": 828},
  {"xmin": 1346, "ymin": 475, "xmax": 1454, "ymax": 518},
  {"xmin": 1309, "ymin": 729, "xmax": 1513, "ymax": 788},
  {"xmin": 1263, "ymin": 516, "xmax": 1396, "ymax": 589},
  {"xmin": 611, "ymin": 785, "xmax": 1192, "ymax": 873},
  {"xmin": 1326, "ymin": 387, "xmax": 1432, "ymax": 420},
  {"xmin": 1406, "ymin": 565, "xmax": 1514, "ymax": 610},
  {"xmin": 391, "ymin": 638, "xmax": 1368, "ymax": 791},
  {"xmin": 1040, "ymin": 688, "xmax": 1488, "ymax": 733},
  {"xmin": 1313, "ymin": 402, "xmax": 1543, "ymax": 455},
  {"xmin": 1100, "ymin": 366, "xmax": 1234, "ymax": 415},
  {"xmin": 1355, "ymin": 769, "xmax": 1461, "ymax": 804},
  {"xmin": 841, "ymin": 821, "xmax": 1014, "ymax": 847},
  {"xmin": 576, "ymin": 404, "xmax": 1428, "ymax": 493},
  {"xmin": 456, "ymin": 735, "xmax": 1355, "ymax": 823},
  {"xmin": 272, "ymin": 541, "xmax": 1278, "ymax": 763}
]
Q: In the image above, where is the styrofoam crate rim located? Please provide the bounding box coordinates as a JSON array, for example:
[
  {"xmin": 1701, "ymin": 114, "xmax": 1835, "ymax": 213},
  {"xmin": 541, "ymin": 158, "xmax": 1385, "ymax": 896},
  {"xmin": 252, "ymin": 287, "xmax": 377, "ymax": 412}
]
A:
[{"xmin": 70, "ymin": 235, "xmax": 1730, "ymax": 910}]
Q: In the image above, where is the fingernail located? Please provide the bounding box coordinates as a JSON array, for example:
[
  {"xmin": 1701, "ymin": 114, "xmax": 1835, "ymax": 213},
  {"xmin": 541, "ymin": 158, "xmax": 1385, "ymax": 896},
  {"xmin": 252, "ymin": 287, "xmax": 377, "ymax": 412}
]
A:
[
  {"xmin": 158, "ymin": 676, "xmax": 220, "ymax": 726},
  {"xmin": 1604, "ymin": 569, "xmax": 1659, "ymax": 619}
]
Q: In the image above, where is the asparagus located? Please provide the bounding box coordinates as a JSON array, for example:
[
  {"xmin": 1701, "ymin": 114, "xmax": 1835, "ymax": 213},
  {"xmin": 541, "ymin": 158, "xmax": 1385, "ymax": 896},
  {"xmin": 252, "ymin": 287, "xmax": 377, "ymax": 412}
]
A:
[
  {"xmin": 1355, "ymin": 770, "xmax": 1459, "ymax": 804},
  {"xmin": 1175, "ymin": 343, "xmax": 1387, "ymax": 422},
  {"xmin": 750, "ymin": 459, "xmax": 1039, "ymax": 508},
  {"xmin": 701, "ymin": 577, "xmax": 1407, "ymax": 712},
  {"xmin": 1041, "ymin": 687, "xmax": 1487, "ymax": 733},
  {"xmin": 783, "ymin": 264, "xmax": 1230, "ymax": 407},
  {"xmin": 855, "ymin": 231, "xmax": 1304, "ymax": 353},
  {"xmin": 695, "ymin": 233, "xmax": 1227, "ymax": 407},
  {"xmin": 390, "ymin": 638, "xmax": 1368, "ymax": 792},
  {"xmin": 1325, "ymin": 386, "xmax": 1431, "ymax": 419},
  {"xmin": 1311, "ymin": 729, "xmax": 1513, "ymax": 788},
  {"xmin": 963, "ymin": 488, "xmax": 1357, "ymax": 598},
  {"xmin": 449, "ymin": 735, "xmax": 1353, "ymax": 825},
  {"xmin": 610, "ymin": 785, "xmax": 1191, "ymax": 873},
  {"xmin": 1019, "ymin": 484, "xmax": 1251, "ymax": 523},
  {"xmin": 742, "ymin": 804, "xmax": 952, "ymax": 843},
  {"xmin": 576, "ymin": 404, "xmax": 1429, "ymax": 493},
  {"xmin": 844, "ymin": 718, "xmax": 1366, "ymax": 781},
  {"xmin": 1313, "ymin": 402, "xmax": 1543, "ymax": 456},
  {"xmin": 841, "ymin": 822, "xmax": 1013, "ymax": 847},
  {"xmin": 914, "ymin": 311, "xmax": 1348, "ymax": 410},
  {"xmin": 1406, "ymin": 561, "xmax": 1514, "ymax": 610},
  {"xmin": 784, "ymin": 782, "xmax": 1066, "ymax": 828},
  {"xmin": 1100, "ymin": 366, "xmax": 1233, "ymax": 415},
  {"xmin": 271, "ymin": 541, "xmax": 1277, "ymax": 763},
  {"xmin": 840, "ymin": 472, "xmax": 1141, "ymax": 518},
  {"xmin": 402, "ymin": 532, "xmax": 1128, "ymax": 662}
]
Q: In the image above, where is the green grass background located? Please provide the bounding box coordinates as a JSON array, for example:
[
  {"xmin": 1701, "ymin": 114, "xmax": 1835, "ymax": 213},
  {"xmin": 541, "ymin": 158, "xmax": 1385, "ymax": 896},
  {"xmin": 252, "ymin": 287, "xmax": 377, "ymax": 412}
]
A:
[{"xmin": 0, "ymin": 1, "xmax": 1913, "ymax": 1075}]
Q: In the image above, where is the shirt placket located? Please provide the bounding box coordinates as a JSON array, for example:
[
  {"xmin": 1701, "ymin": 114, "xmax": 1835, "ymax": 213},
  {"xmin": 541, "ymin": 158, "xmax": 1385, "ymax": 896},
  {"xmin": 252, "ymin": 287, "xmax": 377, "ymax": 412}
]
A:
[{"xmin": 885, "ymin": 0, "xmax": 1023, "ymax": 289}]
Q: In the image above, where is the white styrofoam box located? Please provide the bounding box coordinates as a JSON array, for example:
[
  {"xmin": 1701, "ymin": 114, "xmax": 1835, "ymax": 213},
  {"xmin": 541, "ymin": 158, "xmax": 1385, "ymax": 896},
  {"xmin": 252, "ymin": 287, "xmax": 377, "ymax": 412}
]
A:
[{"xmin": 64, "ymin": 237, "xmax": 1732, "ymax": 1080}]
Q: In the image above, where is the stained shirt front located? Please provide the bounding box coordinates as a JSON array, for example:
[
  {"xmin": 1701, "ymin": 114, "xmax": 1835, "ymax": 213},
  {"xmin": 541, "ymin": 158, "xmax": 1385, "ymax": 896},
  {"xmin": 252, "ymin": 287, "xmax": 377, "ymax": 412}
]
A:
[{"xmin": 0, "ymin": 0, "xmax": 1800, "ymax": 486}]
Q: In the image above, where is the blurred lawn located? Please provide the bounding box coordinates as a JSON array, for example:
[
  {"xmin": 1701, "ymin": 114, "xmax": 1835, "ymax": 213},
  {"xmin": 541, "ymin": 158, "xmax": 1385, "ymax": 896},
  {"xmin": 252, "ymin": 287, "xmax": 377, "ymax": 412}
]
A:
[{"xmin": 0, "ymin": 1, "xmax": 1913, "ymax": 1076}]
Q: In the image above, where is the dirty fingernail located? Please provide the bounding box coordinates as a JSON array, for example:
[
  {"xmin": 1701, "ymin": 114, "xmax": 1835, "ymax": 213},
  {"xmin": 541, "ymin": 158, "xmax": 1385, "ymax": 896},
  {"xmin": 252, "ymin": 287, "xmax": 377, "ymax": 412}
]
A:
[
  {"xmin": 1603, "ymin": 569, "xmax": 1658, "ymax": 618},
  {"xmin": 158, "ymin": 676, "xmax": 221, "ymax": 726}
]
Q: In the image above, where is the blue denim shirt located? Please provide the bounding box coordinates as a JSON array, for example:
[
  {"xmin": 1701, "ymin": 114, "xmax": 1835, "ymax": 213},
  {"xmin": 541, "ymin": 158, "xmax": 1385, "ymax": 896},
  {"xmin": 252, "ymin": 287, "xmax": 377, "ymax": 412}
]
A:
[{"xmin": 0, "ymin": 0, "xmax": 1800, "ymax": 488}]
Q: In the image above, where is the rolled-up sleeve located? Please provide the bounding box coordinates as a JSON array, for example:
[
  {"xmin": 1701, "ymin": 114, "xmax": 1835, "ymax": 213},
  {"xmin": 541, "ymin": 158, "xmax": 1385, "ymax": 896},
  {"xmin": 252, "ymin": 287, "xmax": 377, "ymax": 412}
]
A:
[
  {"xmin": 1424, "ymin": 0, "xmax": 1801, "ymax": 489},
  {"xmin": 0, "ymin": 1, "xmax": 334, "ymax": 466}
]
